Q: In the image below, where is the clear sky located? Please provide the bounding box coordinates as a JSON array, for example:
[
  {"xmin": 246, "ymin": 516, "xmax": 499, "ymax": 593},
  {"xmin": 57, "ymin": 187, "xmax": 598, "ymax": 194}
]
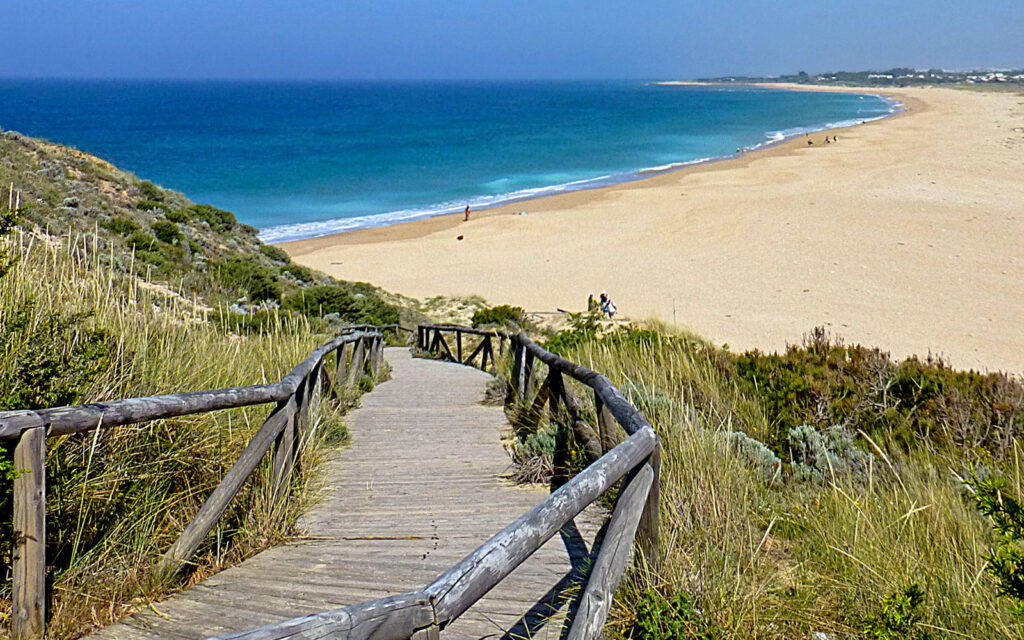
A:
[{"xmin": 4, "ymin": 0, "xmax": 1023, "ymax": 79}]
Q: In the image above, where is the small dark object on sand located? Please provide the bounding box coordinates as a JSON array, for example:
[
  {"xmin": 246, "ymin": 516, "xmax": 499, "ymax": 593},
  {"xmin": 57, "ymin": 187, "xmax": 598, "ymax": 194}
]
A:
[{"xmin": 457, "ymin": 235, "xmax": 464, "ymax": 241}]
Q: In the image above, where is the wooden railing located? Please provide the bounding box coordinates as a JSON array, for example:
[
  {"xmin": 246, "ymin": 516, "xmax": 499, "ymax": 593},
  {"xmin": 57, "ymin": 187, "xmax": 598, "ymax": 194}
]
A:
[
  {"xmin": 0, "ymin": 326, "xmax": 401, "ymax": 639},
  {"xmin": 415, "ymin": 324, "xmax": 506, "ymax": 371},
  {"xmin": 209, "ymin": 326, "xmax": 660, "ymax": 640}
]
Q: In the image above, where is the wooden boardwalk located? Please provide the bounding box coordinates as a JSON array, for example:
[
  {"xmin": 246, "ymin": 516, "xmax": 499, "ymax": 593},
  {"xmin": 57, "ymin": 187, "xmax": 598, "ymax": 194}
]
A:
[{"xmin": 90, "ymin": 348, "xmax": 604, "ymax": 640}]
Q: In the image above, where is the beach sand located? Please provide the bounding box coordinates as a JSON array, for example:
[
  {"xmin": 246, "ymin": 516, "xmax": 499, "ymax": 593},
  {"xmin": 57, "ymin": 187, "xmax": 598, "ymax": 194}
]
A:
[{"xmin": 283, "ymin": 85, "xmax": 1024, "ymax": 374}]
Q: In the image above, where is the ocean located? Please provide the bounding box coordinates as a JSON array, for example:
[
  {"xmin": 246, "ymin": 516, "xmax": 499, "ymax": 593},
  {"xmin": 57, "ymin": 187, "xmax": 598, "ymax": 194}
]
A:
[{"xmin": 0, "ymin": 80, "xmax": 896, "ymax": 242}]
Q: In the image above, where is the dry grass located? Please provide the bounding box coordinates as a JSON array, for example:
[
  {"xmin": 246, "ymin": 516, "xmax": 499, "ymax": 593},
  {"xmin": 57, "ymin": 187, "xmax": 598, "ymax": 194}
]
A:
[
  {"xmin": 1, "ymin": 230, "xmax": 378, "ymax": 638},
  {"xmin": 516, "ymin": 326, "xmax": 1024, "ymax": 639}
]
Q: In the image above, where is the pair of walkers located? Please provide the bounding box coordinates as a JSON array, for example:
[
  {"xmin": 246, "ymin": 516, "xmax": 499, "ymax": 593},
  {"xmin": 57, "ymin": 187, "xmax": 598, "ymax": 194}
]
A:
[{"xmin": 588, "ymin": 291, "xmax": 617, "ymax": 318}]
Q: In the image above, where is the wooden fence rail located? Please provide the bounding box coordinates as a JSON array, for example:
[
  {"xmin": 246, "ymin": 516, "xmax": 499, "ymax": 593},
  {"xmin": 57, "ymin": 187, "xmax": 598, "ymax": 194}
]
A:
[
  {"xmin": 0, "ymin": 325, "xmax": 403, "ymax": 639},
  {"xmin": 213, "ymin": 326, "xmax": 661, "ymax": 640}
]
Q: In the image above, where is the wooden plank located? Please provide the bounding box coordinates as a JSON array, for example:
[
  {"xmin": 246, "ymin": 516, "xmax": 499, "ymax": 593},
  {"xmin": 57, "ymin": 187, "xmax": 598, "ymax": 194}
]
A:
[
  {"xmin": 637, "ymin": 446, "xmax": 661, "ymax": 570},
  {"xmin": 567, "ymin": 464, "xmax": 654, "ymax": 640},
  {"xmin": 464, "ymin": 339, "xmax": 486, "ymax": 369},
  {"xmin": 556, "ymin": 382, "xmax": 602, "ymax": 464},
  {"xmin": 209, "ymin": 591, "xmax": 433, "ymax": 640},
  {"xmin": 594, "ymin": 393, "xmax": 618, "ymax": 454},
  {"xmin": 156, "ymin": 400, "xmax": 292, "ymax": 578},
  {"xmin": 548, "ymin": 371, "xmax": 571, "ymax": 489},
  {"xmin": 435, "ymin": 333, "xmax": 455, "ymax": 363},
  {"xmin": 347, "ymin": 339, "xmax": 366, "ymax": 387},
  {"xmin": 424, "ymin": 426, "xmax": 657, "ymax": 624},
  {"xmin": 456, "ymin": 331, "xmax": 463, "ymax": 364},
  {"xmin": 12, "ymin": 426, "xmax": 46, "ymax": 639},
  {"xmin": 513, "ymin": 342, "xmax": 525, "ymax": 400},
  {"xmin": 272, "ymin": 397, "xmax": 298, "ymax": 501},
  {"xmin": 481, "ymin": 337, "xmax": 492, "ymax": 371}
]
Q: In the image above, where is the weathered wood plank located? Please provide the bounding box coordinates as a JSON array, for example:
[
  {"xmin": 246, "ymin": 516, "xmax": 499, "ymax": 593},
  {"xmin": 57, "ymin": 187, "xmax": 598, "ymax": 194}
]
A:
[
  {"xmin": 209, "ymin": 592, "xmax": 433, "ymax": 640},
  {"xmin": 156, "ymin": 399, "xmax": 292, "ymax": 578},
  {"xmin": 12, "ymin": 426, "xmax": 46, "ymax": 639},
  {"xmin": 566, "ymin": 464, "xmax": 654, "ymax": 640},
  {"xmin": 424, "ymin": 426, "xmax": 656, "ymax": 624},
  {"xmin": 637, "ymin": 446, "xmax": 661, "ymax": 569},
  {"xmin": 347, "ymin": 339, "xmax": 366, "ymax": 387}
]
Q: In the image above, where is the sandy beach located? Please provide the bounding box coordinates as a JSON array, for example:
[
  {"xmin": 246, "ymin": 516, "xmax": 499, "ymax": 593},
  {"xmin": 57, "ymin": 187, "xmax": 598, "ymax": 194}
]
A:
[{"xmin": 284, "ymin": 85, "xmax": 1024, "ymax": 374}]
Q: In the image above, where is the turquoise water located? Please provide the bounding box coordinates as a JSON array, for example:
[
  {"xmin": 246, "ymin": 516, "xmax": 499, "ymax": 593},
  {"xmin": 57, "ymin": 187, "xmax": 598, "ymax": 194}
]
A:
[{"xmin": 0, "ymin": 80, "xmax": 896, "ymax": 241}]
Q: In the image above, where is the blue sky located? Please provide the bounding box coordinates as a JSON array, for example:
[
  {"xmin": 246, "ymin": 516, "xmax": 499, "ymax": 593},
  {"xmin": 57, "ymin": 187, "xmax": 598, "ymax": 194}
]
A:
[{"xmin": 4, "ymin": 0, "xmax": 1023, "ymax": 79}]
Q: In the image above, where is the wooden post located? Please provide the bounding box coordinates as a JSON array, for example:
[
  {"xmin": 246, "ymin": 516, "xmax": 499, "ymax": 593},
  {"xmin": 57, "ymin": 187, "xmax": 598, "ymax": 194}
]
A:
[
  {"xmin": 594, "ymin": 391, "xmax": 619, "ymax": 454},
  {"xmin": 566, "ymin": 463, "xmax": 655, "ymax": 640},
  {"xmin": 456, "ymin": 331, "xmax": 463, "ymax": 364},
  {"xmin": 524, "ymin": 350, "xmax": 535, "ymax": 400},
  {"xmin": 513, "ymin": 342, "xmax": 525, "ymax": 400},
  {"xmin": 347, "ymin": 338, "xmax": 366, "ymax": 387},
  {"xmin": 481, "ymin": 336, "xmax": 493, "ymax": 371},
  {"xmin": 636, "ymin": 444, "xmax": 661, "ymax": 570},
  {"xmin": 272, "ymin": 397, "xmax": 297, "ymax": 501},
  {"xmin": 548, "ymin": 371, "xmax": 571, "ymax": 490},
  {"xmin": 12, "ymin": 426, "xmax": 46, "ymax": 639}
]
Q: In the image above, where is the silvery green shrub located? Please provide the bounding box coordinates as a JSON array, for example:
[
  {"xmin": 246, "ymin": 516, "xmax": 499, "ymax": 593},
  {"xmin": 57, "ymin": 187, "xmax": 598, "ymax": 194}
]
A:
[{"xmin": 788, "ymin": 424, "xmax": 875, "ymax": 482}]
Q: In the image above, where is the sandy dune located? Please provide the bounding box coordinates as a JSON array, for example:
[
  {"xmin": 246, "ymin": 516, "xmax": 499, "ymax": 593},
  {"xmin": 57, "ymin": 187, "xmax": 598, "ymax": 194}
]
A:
[{"xmin": 284, "ymin": 86, "xmax": 1024, "ymax": 374}]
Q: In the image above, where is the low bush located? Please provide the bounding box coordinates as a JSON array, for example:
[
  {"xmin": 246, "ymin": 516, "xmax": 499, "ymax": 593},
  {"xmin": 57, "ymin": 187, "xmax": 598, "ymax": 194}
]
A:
[
  {"xmin": 281, "ymin": 263, "xmax": 315, "ymax": 283},
  {"xmin": 137, "ymin": 180, "xmax": 163, "ymax": 201},
  {"xmin": 471, "ymin": 304, "xmax": 526, "ymax": 328},
  {"xmin": 127, "ymin": 230, "xmax": 157, "ymax": 251},
  {"xmin": 787, "ymin": 424, "xmax": 875, "ymax": 482},
  {"xmin": 164, "ymin": 209, "xmax": 191, "ymax": 223},
  {"xmin": 966, "ymin": 471, "xmax": 1024, "ymax": 617},
  {"xmin": 862, "ymin": 584, "xmax": 933, "ymax": 640},
  {"xmin": 215, "ymin": 254, "xmax": 281, "ymax": 302},
  {"xmin": 188, "ymin": 204, "xmax": 237, "ymax": 232},
  {"xmin": 135, "ymin": 200, "xmax": 166, "ymax": 212},
  {"xmin": 100, "ymin": 216, "xmax": 139, "ymax": 236},
  {"xmin": 260, "ymin": 244, "xmax": 291, "ymax": 263},
  {"xmin": 624, "ymin": 588, "xmax": 718, "ymax": 640},
  {"xmin": 151, "ymin": 219, "xmax": 181, "ymax": 245},
  {"xmin": 280, "ymin": 284, "xmax": 399, "ymax": 325}
]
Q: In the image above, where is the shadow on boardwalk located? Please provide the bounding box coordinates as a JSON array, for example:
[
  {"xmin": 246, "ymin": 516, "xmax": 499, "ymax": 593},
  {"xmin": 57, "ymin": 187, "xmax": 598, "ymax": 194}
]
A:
[{"xmin": 90, "ymin": 348, "xmax": 604, "ymax": 640}]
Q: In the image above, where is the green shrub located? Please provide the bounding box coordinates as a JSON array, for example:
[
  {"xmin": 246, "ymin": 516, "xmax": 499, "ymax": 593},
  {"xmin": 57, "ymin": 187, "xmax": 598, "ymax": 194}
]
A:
[
  {"xmin": 281, "ymin": 263, "xmax": 315, "ymax": 283},
  {"xmin": 135, "ymin": 200, "xmax": 166, "ymax": 212},
  {"xmin": 862, "ymin": 584, "xmax": 933, "ymax": 640},
  {"xmin": 260, "ymin": 244, "xmax": 291, "ymax": 263},
  {"xmin": 137, "ymin": 180, "xmax": 163, "ymax": 201},
  {"xmin": 127, "ymin": 230, "xmax": 157, "ymax": 251},
  {"xmin": 626, "ymin": 588, "xmax": 718, "ymax": 640},
  {"xmin": 730, "ymin": 327, "xmax": 1024, "ymax": 456},
  {"xmin": 164, "ymin": 209, "xmax": 191, "ymax": 223},
  {"xmin": 151, "ymin": 220, "xmax": 181, "ymax": 245},
  {"xmin": 215, "ymin": 254, "xmax": 280, "ymax": 302},
  {"xmin": 788, "ymin": 424, "xmax": 875, "ymax": 482},
  {"xmin": 721, "ymin": 431, "xmax": 781, "ymax": 482},
  {"xmin": 357, "ymin": 375, "xmax": 375, "ymax": 393},
  {"xmin": 188, "ymin": 204, "xmax": 237, "ymax": 232},
  {"xmin": 966, "ymin": 472, "xmax": 1024, "ymax": 617},
  {"xmin": 100, "ymin": 216, "xmax": 139, "ymax": 236},
  {"xmin": 280, "ymin": 284, "xmax": 399, "ymax": 325},
  {"xmin": 543, "ymin": 310, "xmax": 602, "ymax": 355},
  {"xmin": 471, "ymin": 304, "xmax": 526, "ymax": 328}
]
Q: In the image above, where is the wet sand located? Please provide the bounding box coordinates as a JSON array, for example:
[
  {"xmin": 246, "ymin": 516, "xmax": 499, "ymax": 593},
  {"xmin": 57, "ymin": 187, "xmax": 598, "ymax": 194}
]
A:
[{"xmin": 283, "ymin": 85, "xmax": 1024, "ymax": 373}]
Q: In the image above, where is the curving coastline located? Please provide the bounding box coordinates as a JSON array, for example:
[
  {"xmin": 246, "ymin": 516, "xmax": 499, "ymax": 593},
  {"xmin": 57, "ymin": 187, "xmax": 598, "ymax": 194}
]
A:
[{"xmin": 284, "ymin": 85, "xmax": 1024, "ymax": 373}]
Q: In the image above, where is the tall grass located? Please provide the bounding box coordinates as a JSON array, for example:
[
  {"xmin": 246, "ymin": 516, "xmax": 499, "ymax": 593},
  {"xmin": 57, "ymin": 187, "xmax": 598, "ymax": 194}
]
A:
[
  {"xmin": 522, "ymin": 328, "xmax": 1023, "ymax": 638},
  {"xmin": 1, "ymin": 230, "xmax": 370, "ymax": 638}
]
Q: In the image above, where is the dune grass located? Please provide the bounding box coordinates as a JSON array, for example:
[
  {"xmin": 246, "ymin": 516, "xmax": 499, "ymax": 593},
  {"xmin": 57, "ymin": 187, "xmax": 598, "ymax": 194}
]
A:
[
  {"xmin": 501, "ymin": 321, "xmax": 1024, "ymax": 639},
  {"xmin": 1, "ymin": 229, "xmax": 377, "ymax": 638}
]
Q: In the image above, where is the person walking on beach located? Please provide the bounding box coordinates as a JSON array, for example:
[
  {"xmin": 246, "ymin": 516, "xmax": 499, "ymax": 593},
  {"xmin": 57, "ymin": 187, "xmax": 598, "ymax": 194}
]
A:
[
  {"xmin": 599, "ymin": 291, "xmax": 617, "ymax": 319},
  {"xmin": 464, "ymin": 204, "xmax": 471, "ymax": 221}
]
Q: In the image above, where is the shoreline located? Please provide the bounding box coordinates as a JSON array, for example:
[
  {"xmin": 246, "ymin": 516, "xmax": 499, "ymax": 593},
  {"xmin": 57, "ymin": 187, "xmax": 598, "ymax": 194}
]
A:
[
  {"xmin": 263, "ymin": 85, "xmax": 899, "ymax": 244},
  {"xmin": 283, "ymin": 84, "xmax": 916, "ymax": 251},
  {"xmin": 284, "ymin": 84, "xmax": 1024, "ymax": 373}
]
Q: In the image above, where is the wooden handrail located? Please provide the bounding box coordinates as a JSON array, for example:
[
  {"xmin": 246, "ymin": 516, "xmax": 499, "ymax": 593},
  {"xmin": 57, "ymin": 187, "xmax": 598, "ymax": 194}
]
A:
[
  {"xmin": 2, "ymin": 328, "xmax": 392, "ymax": 639},
  {"xmin": 218, "ymin": 326, "xmax": 661, "ymax": 640}
]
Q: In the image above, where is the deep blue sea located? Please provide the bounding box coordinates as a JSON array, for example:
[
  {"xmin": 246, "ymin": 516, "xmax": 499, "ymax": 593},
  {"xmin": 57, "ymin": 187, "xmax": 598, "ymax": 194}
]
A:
[{"xmin": 0, "ymin": 80, "xmax": 896, "ymax": 242}]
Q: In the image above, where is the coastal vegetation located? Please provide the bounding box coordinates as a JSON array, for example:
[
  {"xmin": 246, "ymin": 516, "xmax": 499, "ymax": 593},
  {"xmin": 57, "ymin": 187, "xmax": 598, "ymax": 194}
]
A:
[
  {"xmin": 500, "ymin": 318, "xmax": 1024, "ymax": 639},
  {"xmin": 0, "ymin": 132, "xmax": 404, "ymax": 637}
]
